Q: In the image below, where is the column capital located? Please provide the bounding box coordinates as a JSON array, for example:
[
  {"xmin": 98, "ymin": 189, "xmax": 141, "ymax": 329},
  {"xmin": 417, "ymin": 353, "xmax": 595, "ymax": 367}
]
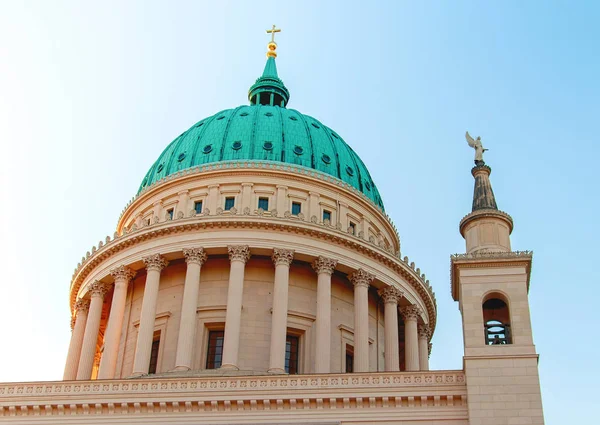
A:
[
  {"xmin": 378, "ymin": 286, "xmax": 404, "ymax": 304},
  {"xmin": 312, "ymin": 256, "xmax": 338, "ymax": 275},
  {"xmin": 272, "ymin": 248, "xmax": 294, "ymax": 267},
  {"xmin": 228, "ymin": 245, "xmax": 251, "ymax": 264},
  {"xmin": 110, "ymin": 265, "xmax": 136, "ymax": 282},
  {"xmin": 183, "ymin": 247, "xmax": 207, "ymax": 266},
  {"xmin": 89, "ymin": 281, "xmax": 110, "ymax": 298},
  {"xmin": 418, "ymin": 324, "xmax": 432, "ymax": 340},
  {"xmin": 349, "ymin": 268, "xmax": 375, "ymax": 289},
  {"xmin": 143, "ymin": 254, "xmax": 168, "ymax": 272},
  {"xmin": 400, "ymin": 305, "xmax": 423, "ymax": 322},
  {"xmin": 75, "ymin": 298, "xmax": 90, "ymax": 314}
]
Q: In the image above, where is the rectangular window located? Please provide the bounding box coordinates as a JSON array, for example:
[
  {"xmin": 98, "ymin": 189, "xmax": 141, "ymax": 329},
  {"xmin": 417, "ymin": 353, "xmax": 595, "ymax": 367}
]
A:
[
  {"xmin": 258, "ymin": 197, "xmax": 269, "ymax": 211},
  {"xmin": 285, "ymin": 335, "xmax": 300, "ymax": 374},
  {"xmin": 224, "ymin": 197, "xmax": 235, "ymax": 211},
  {"xmin": 291, "ymin": 202, "xmax": 301, "ymax": 216},
  {"xmin": 349, "ymin": 222, "xmax": 356, "ymax": 235},
  {"xmin": 323, "ymin": 210, "xmax": 331, "ymax": 222},
  {"xmin": 206, "ymin": 330, "xmax": 225, "ymax": 369},
  {"xmin": 148, "ymin": 333, "xmax": 161, "ymax": 374},
  {"xmin": 167, "ymin": 208, "xmax": 174, "ymax": 220},
  {"xmin": 194, "ymin": 201, "xmax": 203, "ymax": 214},
  {"xmin": 345, "ymin": 345, "xmax": 354, "ymax": 373}
]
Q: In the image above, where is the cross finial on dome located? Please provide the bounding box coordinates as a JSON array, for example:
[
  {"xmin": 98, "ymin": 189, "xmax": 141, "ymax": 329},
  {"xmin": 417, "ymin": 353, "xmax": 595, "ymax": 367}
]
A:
[{"xmin": 266, "ymin": 25, "xmax": 281, "ymax": 58}]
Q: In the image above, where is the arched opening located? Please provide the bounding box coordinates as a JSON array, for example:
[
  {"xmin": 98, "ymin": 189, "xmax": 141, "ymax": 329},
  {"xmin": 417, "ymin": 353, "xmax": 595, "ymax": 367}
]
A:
[{"xmin": 482, "ymin": 296, "xmax": 512, "ymax": 345}]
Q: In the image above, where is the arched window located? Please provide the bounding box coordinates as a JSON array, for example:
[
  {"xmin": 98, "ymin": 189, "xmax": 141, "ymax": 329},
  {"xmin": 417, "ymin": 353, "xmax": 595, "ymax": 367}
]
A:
[{"xmin": 482, "ymin": 296, "xmax": 512, "ymax": 345}]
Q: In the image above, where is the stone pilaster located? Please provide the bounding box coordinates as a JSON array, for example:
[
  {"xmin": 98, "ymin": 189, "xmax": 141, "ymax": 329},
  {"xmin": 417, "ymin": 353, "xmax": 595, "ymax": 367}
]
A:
[
  {"xmin": 349, "ymin": 269, "xmax": 374, "ymax": 372},
  {"xmin": 268, "ymin": 248, "xmax": 294, "ymax": 373},
  {"xmin": 131, "ymin": 254, "xmax": 168, "ymax": 376},
  {"xmin": 173, "ymin": 248, "xmax": 207, "ymax": 371},
  {"xmin": 378, "ymin": 286, "xmax": 403, "ymax": 372},
  {"xmin": 98, "ymin": 266, "xmax": 136, "ymax": 379},
  {"xmin": 221, "ymin": 245, "xmax": 251, "ymax": 369}
]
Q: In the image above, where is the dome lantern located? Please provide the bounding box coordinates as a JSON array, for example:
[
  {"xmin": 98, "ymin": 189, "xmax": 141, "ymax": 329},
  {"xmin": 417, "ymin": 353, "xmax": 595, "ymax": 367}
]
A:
[{"xmin": 248, "ymin": 25, "xmax": 290, "ymax": 107}]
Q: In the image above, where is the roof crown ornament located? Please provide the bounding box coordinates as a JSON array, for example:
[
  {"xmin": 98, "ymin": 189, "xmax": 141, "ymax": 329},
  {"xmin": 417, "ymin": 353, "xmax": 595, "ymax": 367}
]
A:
[
  {"xmin": 266, "ymin": 24, "xmax": 281, "ymax": 58},
  {"xmin": 465, "ymin": 131, "xmax": 488, "ymax": 166}
]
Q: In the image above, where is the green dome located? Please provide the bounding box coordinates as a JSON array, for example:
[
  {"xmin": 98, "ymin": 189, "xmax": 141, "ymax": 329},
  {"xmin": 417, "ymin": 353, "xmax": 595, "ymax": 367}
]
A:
[{"xmin": 138, "ymin": 57, "xmax": 384, "ymax": 210}]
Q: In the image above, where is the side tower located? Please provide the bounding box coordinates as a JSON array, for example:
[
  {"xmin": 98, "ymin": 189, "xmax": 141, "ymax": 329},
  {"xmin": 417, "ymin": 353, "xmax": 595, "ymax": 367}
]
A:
[{"xmin": 451, "ymin": 144, "xmax": 545, "ymax": 424}]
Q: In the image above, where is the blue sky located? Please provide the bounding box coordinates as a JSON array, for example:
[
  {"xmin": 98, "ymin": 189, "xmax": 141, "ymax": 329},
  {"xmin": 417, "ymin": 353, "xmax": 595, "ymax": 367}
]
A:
[{"xmin": 0, "ymin": 1, "xmax": 598, "ymax": 423}]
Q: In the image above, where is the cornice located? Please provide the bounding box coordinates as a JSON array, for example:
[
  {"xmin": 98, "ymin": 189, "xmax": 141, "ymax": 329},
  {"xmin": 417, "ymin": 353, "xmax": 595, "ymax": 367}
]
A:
[
  {"xmin": 69, "ymin": 213, "xmax": 437, "ymax": 334},
  {"xmin": 0, "ymin": 371, "xmax": 467, "ymax": 419},
  {"xmin": 450, "ymin": 251, "xmax": 533, "ymax": 301},
  {"xmin": 459, "ymin": 208, "xmax": 514, "ymax": 235}
]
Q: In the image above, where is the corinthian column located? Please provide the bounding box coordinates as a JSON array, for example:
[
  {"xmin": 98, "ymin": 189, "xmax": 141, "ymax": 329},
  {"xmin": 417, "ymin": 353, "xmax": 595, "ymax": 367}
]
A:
[
  {"xmin": 97, "ymin": 266, "xmax": 135, "ymax": 379},
  {"xmin": 378, "ymin": 286, "xmax": 403, "ymax": 372},
  {"xmin": 173, "ymin": 247, "xmax": 207, "ymax": 371},
  {"xmin": 268, "ymin": 248, "xmax": 294, "ymax": 373},
  {"xmin": 131, "ymin": 254, "xmax": 168, "ymax": 376},
  {"xmin": 349, "ymin": 269, "xmax": 374, "ymax": 372},
  {"xmin": 63, "ymin": 299, "xmax": 90, "ymax": 380},
  {"xmin": 312, "ymin": 256, "xmax": 337, "ymax": 373},
  {"xmin": 76, "ymin": 281, "xmax": 109, "ymax": 380},
  {"xmin": 418, "ymin": 324, "xmax": 431, "ymax": 371},
  {"xmin": 401, "ymin": 305, "xmax": 422, "ymax": 372},
  {"xmin": 221, "ymin": 245, "xmax": 250, "ymax": 370}
]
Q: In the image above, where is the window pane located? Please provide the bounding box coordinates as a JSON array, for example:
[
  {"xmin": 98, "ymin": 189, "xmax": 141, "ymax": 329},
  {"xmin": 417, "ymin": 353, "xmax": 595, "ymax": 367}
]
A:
[
  {"xmin": 167, "ymin": 209, "xmax": 174, "ymax": 220},
  {"xmin": 285, "ymin": 335, "xmax": 299, "ymax": 374},
  {"xmin": 194, "ymin": 201, "xmax": 203, "ymax": 214},
  {"xmin": 206, "ymin": 330, "xmax": 225, "ymax": 369},
  {"xmin": 291, "ymin": 202, "xmax": 301, "ymax": 215},
  {"xmin": 225, "ymin": 197, "xmax": 235, "ymax": 211},
  {"xmin": 148, "ymin": 337, "xmax": 161, "ymax": 374},
  {"xmin": 258, "ymin": 197, "xmax": 269, "ymax": 210},
  {"xmin": 323, "ymin": 210, "xmax": 331, "ymax": 222}
]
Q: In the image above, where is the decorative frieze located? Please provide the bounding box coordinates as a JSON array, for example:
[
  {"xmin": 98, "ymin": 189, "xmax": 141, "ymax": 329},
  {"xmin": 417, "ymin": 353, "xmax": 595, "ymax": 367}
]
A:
[
  {"xmin": 142, "ymin": 254, "xmax": 168, "ymax": 272},
  {"xmin": 312, "ymin": 256, "xmax": 338, "ymax": 275},
  {"xmin": 183, "ymin": 247, "xmax": 207, "ymax": 266},
  {"xmin": 378, "ymin": 286, "xmax": 403, "ymax": 304},
  {"xmin": 349, "ymin": 269, "xmax": 375, "ymax": 289},
  {"xmin": 418, "ymin": 324, "xmax": 432, "ymax": 340},
  {"xmin": 109, "ymin": 265, "xmax": 136, "ymax": 283},
  {"xmin": 89, "ymin": 281, "xmax": 110, "ymax": 298},
  {"xmin": 272, "ymin": 248, "xmax": 294, "ymax": 267},
  {"xmin": 400, "ymin": 305, "xmax": 423, "ymax": 322},
  {"xmin": 228, "ymin": 245, "xmax": 251, "ymax": 264}
]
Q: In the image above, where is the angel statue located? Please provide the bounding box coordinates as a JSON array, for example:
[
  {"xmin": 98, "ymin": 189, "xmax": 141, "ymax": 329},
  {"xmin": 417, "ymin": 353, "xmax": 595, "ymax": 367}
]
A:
[{"xmin": 465, "ymin": 131, "xmax": 488, "ymax": 166}]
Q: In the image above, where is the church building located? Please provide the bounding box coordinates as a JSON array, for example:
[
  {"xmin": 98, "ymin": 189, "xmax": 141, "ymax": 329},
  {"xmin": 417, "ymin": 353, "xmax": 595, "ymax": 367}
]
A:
[{"xmin": 0, "ymin": 28, "xmax": 545, "ymax": 424}]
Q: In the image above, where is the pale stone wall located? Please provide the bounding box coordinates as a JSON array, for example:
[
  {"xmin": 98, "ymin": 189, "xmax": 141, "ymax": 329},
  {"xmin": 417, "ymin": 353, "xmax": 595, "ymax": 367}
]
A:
[{"xmin": 114, "ymin": 258, "xmax": 386, "ymax": 377}]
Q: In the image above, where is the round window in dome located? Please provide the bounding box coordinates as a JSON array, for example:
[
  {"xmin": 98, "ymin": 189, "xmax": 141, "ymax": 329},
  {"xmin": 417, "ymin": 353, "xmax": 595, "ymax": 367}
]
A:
[
  {"xmin": 311, "ymin": 123, "xmax": 320, "ymax": 129},
  {"xmin": 142, "ymin": 177, "xmax": 148, "ymax": 186},
  {"xmin": 177, "ymin": 152, "xmax": 186, "ymax": 162},
  {"xmin": 232, "ymin": 141, "xmax": 242, "ymax": 150},
  {"xmin": 364, "ymin": 181, "xmax": 371, "ymax": 190},
  {"xmin": 263, "ymin": 141, "xmax": 273, "ymax": 151},
  {"xmin": 240, "ymin": 112, "xmax": 249, "ymax": 116},
  {"xmin": 331, "ymin": 132, "xmax": 339, "ymax": 139},
  {"xmin": 195, "ymin": 122, "xmax": 204, "ymax": 128},
  {"xmin": 264, "ymin": 112, "xmax": 273, "ymax": 117},
  {"xmin": 289, "ymin": 116, "xmax": 298, "ymax": 121},
  {"xmin": 157, "ymin": 164, "xmax": 164, "ymax": 173},
  {"xmin": 322, "ymin": 154, "xmax": 331, "ymax": 164},
  {"xmin": 216, "ymin": 116, "xmax": 225, "ymax": 120},
  {"xmin": 293, "ymin": 146, "xmax": 304, "ymax": 155},
  {"xmin": 203, "ymin": 144, "xmax": 213, "ymax": 154},
  {"xmin": 346, "ymin": 166, "xmax": 354, "ymax": 176}
]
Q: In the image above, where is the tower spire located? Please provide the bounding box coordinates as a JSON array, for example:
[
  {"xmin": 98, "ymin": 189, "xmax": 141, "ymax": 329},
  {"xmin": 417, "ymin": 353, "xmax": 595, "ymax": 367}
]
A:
[
  {"xmin": 459, "ymin": 136, "xmax": 513, "ymax": 254},
  {"xmin": 248, "ymin": 25, "xmax": 290, "ymax": 107}
]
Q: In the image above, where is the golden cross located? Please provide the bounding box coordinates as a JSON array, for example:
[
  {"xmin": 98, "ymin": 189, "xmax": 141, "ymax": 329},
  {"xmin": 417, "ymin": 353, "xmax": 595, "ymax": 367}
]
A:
[{"xmin": 266, "ymin": 25, "xmax": 281, "ymax": 43}]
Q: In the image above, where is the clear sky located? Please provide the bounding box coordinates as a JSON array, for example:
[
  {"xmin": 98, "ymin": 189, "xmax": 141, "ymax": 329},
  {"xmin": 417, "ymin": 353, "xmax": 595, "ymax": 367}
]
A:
[{"xmin": 0, "ymin": 1, "xmax": 598, "ymax": 423}]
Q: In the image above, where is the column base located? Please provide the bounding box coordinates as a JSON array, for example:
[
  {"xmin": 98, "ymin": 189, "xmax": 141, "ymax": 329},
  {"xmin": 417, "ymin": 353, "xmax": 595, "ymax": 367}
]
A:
[
  {"xmin": 267, "ymin": 367, "xmax": 286, "ymax": 374},
  {"xmin": 171, "ymin": 366, "xmax": 191, "ymax": 372},
  {"xmin": 219, "ymin": 364, "xmax": 239, "ymax": 371}
]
